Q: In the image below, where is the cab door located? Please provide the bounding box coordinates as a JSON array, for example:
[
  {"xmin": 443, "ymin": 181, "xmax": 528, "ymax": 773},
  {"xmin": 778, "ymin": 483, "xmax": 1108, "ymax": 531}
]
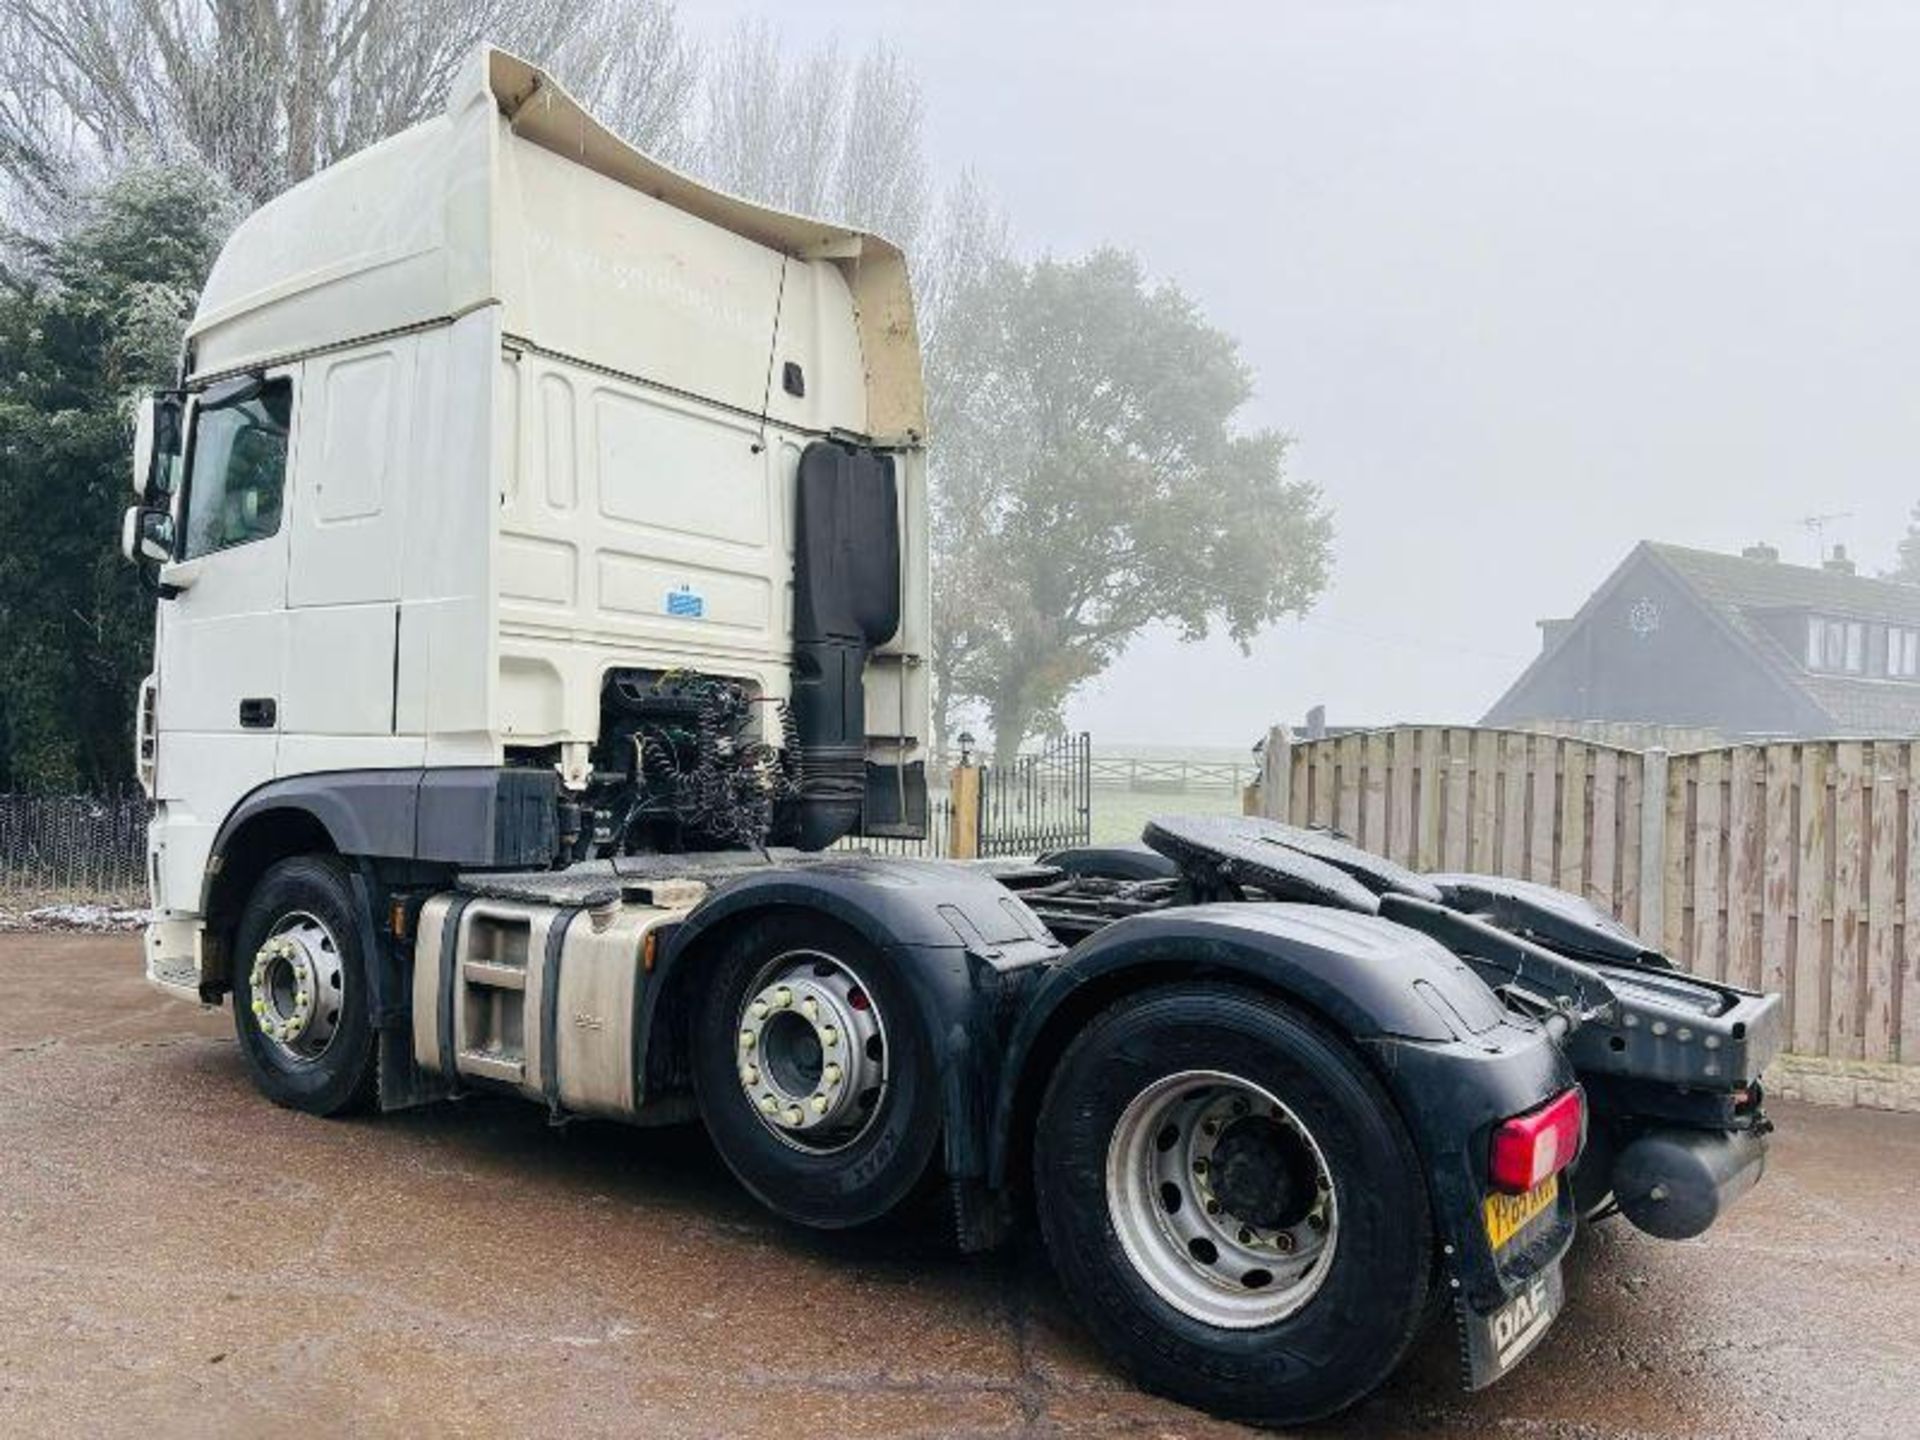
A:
[
  {"xmin": 153, "ymin": 372, "xmax": 296, "ymax": 817},
  {"xmin": 155, "ymin": 372, "xmax": 295, "ymax": 794}
]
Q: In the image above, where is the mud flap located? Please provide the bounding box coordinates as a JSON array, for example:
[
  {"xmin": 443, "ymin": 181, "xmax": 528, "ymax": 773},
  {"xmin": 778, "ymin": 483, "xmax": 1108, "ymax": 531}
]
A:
[
  {"xmin": 377, "ymin": 1026, "xmax": 449, "ymax": 1112},
  {"xmin": 1457, "ymin": 1259, "xmax": 1565, "ymax": 1389}
]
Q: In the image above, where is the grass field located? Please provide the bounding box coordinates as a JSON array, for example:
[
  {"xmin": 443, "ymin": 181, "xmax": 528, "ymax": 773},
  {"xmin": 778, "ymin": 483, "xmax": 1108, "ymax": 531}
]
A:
[{"xmin": 1086, "ymin": 785, "xmax": 1245, "ymax": 845}]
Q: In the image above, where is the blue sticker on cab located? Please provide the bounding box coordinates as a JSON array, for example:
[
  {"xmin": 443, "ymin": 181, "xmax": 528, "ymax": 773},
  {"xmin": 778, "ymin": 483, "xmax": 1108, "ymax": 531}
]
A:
[{"xmin": 665, "ymin": 584, "xmax": 705, "ymax": 619}]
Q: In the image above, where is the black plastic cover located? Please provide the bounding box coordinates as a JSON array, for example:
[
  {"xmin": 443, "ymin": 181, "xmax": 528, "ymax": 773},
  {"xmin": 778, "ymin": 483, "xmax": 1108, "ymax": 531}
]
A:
[
  {"xmin": 793, "ymin": 442, "xmax": 900, "ymax": 644},
  {"xmin": 1430, "ymin": 872, "xmax": 1656, "ymax": 964},
  {"xmin": 790, "ymin": 440, "xmax": 901, "ymax": 849},
  {"xmin": 1142, "ymin": 815, "xmax": 1382, "ymax": 912},
  {"xmin": 207, "ymin": 766, "xmax": 558, "ymax": 878},
  {"xmin": 1034, "ymin": 843, "xmax": 1181, "ymax": 882},
  {"xmin": 1184, "ymin": 816, "xmax": 1445, "ymax": 902}
]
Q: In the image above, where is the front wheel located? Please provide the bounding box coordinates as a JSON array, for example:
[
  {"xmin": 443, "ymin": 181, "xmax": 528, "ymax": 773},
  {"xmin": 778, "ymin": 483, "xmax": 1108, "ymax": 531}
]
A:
[
  {"xmin": 230, "ymin": 855, "xmax": 378, "ymax": 1116},
  {"xmin": 1034, "ymin": 984, "xmax": 1434, "ymax": 1426}
]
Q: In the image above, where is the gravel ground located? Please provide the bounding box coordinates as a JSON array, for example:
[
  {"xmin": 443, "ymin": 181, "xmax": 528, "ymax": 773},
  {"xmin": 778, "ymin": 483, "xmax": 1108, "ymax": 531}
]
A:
[{"xmin": 1, "ymin": 933, "xmax": 1915, "ymax": 1439}]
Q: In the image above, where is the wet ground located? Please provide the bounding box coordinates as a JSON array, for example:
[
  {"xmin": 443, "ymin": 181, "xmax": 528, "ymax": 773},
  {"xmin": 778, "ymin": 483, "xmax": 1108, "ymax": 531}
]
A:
[{"xmin": 1, "ymin": 933, "xmax": 1915, "ymax": 1439}]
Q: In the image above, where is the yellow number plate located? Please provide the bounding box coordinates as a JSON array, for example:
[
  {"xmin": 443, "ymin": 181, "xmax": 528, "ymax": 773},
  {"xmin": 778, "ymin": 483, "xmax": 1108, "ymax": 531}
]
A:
[{"xmin": 1484, "ymin": 1174, "xmax": 1558, "ymax": 1250}]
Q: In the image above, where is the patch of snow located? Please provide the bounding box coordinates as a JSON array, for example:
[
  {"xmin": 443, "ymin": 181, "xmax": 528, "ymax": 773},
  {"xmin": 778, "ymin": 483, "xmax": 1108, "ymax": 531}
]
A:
[{"xmin": 0, "ymin": 903, "xmax": 149, "ymax": 933}]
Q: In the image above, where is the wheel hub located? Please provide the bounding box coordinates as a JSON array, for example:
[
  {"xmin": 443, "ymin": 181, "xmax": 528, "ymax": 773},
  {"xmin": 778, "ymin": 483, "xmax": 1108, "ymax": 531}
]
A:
[
  {"xmin": 1208, "ymin": 1116, "xmax": 1317, "ymax": 1231},
  {"xmin": 735, "ymin": 951, "xmax": 886, "ymax": 1151},
  {"xmin": 1107, "ymin": 1070, "xmax": 1339, "ymax": 1329},
  {"xmin": 246, "ymin": 912, "xmax": 344, "ymax": 1062}
]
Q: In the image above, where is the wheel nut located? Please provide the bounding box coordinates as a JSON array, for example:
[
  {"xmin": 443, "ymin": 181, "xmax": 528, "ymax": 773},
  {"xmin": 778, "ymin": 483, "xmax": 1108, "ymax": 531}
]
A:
[
  {"xmin": 739, "ymin": 1030, "xmax": 755, "ymax": 1051},
  {"xmin": 823, "ymin": 1063, "xmax": 842, "ymax": 1086},
  {"xmin": 741, "ymin": 1066, "xmax": 759, "ymax": 1086},
  {"xmin": 821, "ymin": 1027, "xmax": 839, "ymax": 1048},
  {"xmin": 1192, "ymin": 1158, "xmax": 1208, "ymax": 1176},
  {"xmin": 759, "ymin": 1094, "xmax": 778, "ymax": 1114},
  {"xmin": 784, "ymin": 1105, "xmax": 804, "ymax": 1126},
  {"xmin": 811, "ymin": 1095, "xmax": 829, "ymax": 1115},
  {"xmin": 750, "ymin": 1000, "xmax": 769, "ymax": 1020},
  {"xmin": 1205, "ymin": 1199, "xmax": 1221, "ymax": 1215},
  {"xmin": 774, "ymin": 986, "xmax": 792, "ymax": 1007},
  {"xmin": 1238, "ymin": 1227, "xmax": 1253, "ymax": 1243},
  {"xmin": 801, "ymin": 997, "xmax": 818, "ymax": 1018},
  {"xmin": 1275, "ymin": 1231, "xmax": 1296, "ymax": 1253}
]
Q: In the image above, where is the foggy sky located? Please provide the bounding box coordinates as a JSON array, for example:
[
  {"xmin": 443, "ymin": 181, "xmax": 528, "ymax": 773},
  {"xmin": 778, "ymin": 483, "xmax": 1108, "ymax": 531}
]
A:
[{"xmin": 692, "ymin": 2, "xmax": 1920, "ymax": 749}]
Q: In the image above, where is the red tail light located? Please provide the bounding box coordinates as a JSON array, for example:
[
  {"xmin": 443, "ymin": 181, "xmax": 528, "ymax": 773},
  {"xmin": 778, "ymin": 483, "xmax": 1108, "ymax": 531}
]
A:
[{"xmin": 1489, "ymin": 1088, "xmax": 1585, "ymax": 1194}]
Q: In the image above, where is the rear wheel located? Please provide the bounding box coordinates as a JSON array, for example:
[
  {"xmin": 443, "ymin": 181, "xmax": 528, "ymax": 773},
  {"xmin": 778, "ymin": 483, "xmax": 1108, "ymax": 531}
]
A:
[
  {"xmin": 1034, "ymin": 984, "xmax": 1433, "ymax": 1426},
  {"xmin": 690, "ymin": 913, "xmax": 940, "ymax": 1228},
  {"xmin": 230, "ymin": 855, "xmax": 378, "ymax": 1116}
]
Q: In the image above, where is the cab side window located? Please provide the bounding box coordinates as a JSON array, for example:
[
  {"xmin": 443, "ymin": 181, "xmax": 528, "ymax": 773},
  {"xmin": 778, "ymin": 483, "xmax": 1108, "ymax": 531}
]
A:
[{"xmin": 182, "ymin": 378, "xmax": 292, "ymax": 559}]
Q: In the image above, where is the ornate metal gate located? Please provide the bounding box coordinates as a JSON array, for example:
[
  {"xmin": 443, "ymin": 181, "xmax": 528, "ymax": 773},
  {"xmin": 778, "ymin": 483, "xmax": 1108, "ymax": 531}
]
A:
[
  {"xmin": 976, "ymin": 732, "xmax": 1092, "ymax": 858},
  {"xmin": 835, "ymin": 733, "xmax": 1092, "ymax": 859}
]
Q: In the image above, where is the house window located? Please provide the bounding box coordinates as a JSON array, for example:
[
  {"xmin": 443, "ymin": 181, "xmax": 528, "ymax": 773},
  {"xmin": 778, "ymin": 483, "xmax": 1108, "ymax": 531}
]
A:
[
  {"xmin": 1806, "ymin": 616, "xmax": 1869, "ymax": 674},
  {"xmin": 1889, "ymin": 627, "xmax": 1920, "ymax": 679}
]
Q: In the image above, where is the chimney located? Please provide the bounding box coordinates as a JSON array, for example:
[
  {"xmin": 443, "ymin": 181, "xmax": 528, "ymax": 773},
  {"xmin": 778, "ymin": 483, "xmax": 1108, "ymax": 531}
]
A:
[
  {"xmin": 1741, "ymin": 542, "xmax": 1780, "ymax": 563},
  {"xmin": 1823, "ymin": 544, "xmax": 1856, "ymax": 576},
  {"xmin": 1538, "ymin": 617, "xmax": 1572, "ymax": 652}
]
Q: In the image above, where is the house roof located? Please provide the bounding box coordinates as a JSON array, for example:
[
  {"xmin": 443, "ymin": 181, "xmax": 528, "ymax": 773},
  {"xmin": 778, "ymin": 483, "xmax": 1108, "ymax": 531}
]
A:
[
  {"xmin": 1647, "ymin": 543, "xmax": 1920, "ymax": 625},
  {"xmin": 1647, "ymin": 543, "xmax": 1920, "ymax": 735},
  {"xmin": 1487, "ymin": 540, "xmax": 1920, "ymax": 737}
]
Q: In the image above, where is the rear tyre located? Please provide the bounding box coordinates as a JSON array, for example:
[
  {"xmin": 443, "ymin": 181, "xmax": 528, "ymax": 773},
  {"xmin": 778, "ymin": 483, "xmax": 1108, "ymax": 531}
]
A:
[
  {"xmin": 691, "ymin": 912, "xmax": 940, "ymax": 1228},
  {"xmin": 230, "ymin": 855, "xmax": 378, "ymax": 1116},
  {"xmin": 1034, "ymin": 984, "xmax": 1433, "ymax": 1426}
]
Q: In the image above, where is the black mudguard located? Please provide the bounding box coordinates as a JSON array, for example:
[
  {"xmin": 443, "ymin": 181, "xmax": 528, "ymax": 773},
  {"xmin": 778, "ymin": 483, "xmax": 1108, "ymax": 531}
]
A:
[
  {"xmin": 988, "ymin": 903, "xmax": 1579, "ymax": 1320},
  {"xmin": 644, "ymin": 856, "xmax": 1064, "ymax": 1192}
]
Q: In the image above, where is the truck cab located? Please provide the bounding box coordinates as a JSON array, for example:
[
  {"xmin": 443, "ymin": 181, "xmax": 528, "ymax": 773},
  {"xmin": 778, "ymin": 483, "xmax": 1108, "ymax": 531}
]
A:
[{"xmin": 126, "ymin": 46, "xmax": 931, "ymax": 999}]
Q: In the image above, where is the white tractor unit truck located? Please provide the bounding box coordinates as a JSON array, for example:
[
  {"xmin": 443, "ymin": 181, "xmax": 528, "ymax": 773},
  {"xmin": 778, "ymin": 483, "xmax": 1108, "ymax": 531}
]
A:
[{"xmin": 120, "ymin": 48, "xmax": 1780, "ymax": 1425}]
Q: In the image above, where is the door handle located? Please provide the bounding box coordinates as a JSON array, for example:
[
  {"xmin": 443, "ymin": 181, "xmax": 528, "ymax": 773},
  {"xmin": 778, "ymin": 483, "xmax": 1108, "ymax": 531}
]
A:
[{"xmin": 238, "ymin": 697, "xmax": 277, "ymax": 729}]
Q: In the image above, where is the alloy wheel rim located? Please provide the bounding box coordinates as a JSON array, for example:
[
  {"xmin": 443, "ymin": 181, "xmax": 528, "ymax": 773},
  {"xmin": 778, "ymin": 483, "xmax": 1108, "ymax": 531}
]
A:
[
  {"xmin": 734, "ymin": 949, "xmax": 888, "ymax": 1154},
  {"xmin": 246, "ymin": 910, "xmax": 346, "ymax": 1063},
  {"xmin": 1105, "ymin": 1068, "xmax": 1339, "ymax": 1328}
]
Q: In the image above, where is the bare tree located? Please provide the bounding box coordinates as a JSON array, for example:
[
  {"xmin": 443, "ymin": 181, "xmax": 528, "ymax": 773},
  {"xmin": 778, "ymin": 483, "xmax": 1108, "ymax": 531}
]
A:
[
  {"xmin": 919, "ymin": 171, "xmax": 1012, "ymax": 759},
  {"xmin": 0, "ymin": 0, "xmax": 697, "ymax": 212},
  {"xmin": 550, "ymin": 1, "xmax": 699, "ymax": 167},
  {"xmin": 693, "ymin": 19, "xmax": 926, "ymax": 252},
  {"xmin": 831, "ymin": 42, "xmax": 925, "ymax": 253}
]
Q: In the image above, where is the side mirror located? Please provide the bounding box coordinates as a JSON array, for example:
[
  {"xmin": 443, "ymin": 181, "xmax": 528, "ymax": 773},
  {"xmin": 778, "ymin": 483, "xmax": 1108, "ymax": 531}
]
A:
[
  {"xmin": 131, "ymin": 391, "xmax": 184, "ymax": 500},
  {"xmin": 121, "ymin": 505, "xmax": 175, "ymax": 565}
]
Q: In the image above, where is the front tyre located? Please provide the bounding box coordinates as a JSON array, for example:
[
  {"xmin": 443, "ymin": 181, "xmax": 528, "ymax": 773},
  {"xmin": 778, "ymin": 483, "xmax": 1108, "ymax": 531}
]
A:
[
  {"xmin": 230, "ymin": 855, "xmax": 378, "ymax": 1116},
  {"xmin": 1034, "ymin": 984, "xmax": 1433, "ymax": 1426},
  {"xmin": 691, "ymin": 913, "xmax": 940, "ymax": 1229}
]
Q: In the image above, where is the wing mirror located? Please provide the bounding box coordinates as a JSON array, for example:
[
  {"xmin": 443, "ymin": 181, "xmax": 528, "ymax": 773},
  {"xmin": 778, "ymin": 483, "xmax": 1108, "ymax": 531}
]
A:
[
  {"xmin": 131, "ymin": 391, "xmax": 184, "ymax": 501},
  {"xmin": 121, "ymin": 504, "xmax": 176, "ymax": 565}
]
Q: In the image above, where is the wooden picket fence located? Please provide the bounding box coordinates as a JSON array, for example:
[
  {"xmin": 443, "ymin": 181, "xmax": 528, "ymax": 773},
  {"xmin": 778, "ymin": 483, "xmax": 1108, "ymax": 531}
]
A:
[{"xmin": 1256, "ymin": 725, "xmax": 1920, "ymax": 1067}]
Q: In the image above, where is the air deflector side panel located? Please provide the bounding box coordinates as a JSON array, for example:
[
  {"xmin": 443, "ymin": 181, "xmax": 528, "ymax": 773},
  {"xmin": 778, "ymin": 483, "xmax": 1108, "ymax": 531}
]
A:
[{"xmin": 790, "ymin": 441, "xmax": 900, "ymax": 849}]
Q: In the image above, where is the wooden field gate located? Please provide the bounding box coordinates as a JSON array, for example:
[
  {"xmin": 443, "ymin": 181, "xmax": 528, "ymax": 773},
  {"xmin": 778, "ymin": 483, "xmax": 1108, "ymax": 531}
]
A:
[{"xmin": 1259, "ymin": 726, "xmax": 1920, "ymax": 1067}]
